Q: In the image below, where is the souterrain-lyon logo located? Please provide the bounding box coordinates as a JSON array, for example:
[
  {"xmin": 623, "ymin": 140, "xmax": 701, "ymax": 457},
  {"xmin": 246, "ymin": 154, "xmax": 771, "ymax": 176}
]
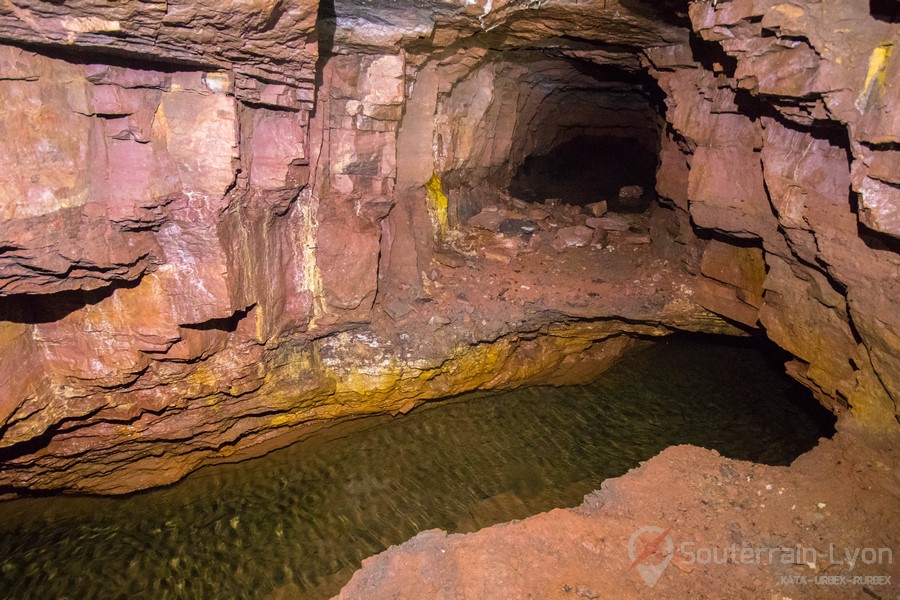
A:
[{"xmin": 628, "ymin": 525, "xmax": 675, "ymax": 587}]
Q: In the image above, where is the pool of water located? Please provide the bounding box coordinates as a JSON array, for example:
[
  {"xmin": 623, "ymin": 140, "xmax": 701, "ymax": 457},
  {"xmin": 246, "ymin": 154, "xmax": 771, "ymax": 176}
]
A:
[{"xmin": 0, "ymin": 335, "xmax": 835, "ymax": 599}]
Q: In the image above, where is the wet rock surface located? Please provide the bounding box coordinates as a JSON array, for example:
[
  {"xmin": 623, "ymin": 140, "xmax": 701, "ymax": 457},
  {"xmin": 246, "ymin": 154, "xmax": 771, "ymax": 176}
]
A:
[{"xmin": 0, "ymin": 337, "xmax": 836, "ymax": 600}]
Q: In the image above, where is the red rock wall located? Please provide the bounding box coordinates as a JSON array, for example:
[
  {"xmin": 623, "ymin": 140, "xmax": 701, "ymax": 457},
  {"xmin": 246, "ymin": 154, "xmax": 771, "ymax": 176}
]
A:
[
  {"xmin": 0, "ymin": 0, "xmax": 897, "ymax": 494},
  {"xmin": 0, "ymin": 43, "xmax": 326, "ymax": 492},
  {"xmin": 648, "ymin": 1, "xmax": 900, "ymax": 428}
]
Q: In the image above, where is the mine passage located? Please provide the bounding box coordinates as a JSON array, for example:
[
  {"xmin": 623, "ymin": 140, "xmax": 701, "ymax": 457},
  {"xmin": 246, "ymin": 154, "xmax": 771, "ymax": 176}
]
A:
[
  {"xmin": 509, "ymin": 134, "xmax": 658, "ymax": 212},
  {"xmin": 1, "ymin": 0, "xmax": 896, "ymax": 597},
  {"xmin": 0, "ymin": 335, "xmax": 834, "ymax": 600}
]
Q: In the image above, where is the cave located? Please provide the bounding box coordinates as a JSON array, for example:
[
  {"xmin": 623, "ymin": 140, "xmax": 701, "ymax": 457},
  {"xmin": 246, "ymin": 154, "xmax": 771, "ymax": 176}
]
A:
[
  {"xmin": 508, "ymin": 134, "xmax": 658, "ymax": 211},
  {"xmin": 502, "ymin": 62, "xmax": 661, "ymax": 212},
  {"xmin": 429, "ymin": 54, "xmax": 663, "ymax": 227},
  {"xmin": 0, "ymin": 0, "xmax": 899, "ymax": 598}
]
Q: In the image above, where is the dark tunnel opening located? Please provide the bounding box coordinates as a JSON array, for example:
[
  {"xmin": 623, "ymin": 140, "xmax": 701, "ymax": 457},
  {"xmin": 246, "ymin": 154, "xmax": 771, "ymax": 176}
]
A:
[
  {"xmin": 508, "ymin": 134, "xmax": 658, "ymax": 212},
  {"xmin": 870, "ymin": 0, "xmax": 899, "ymax": 22}
]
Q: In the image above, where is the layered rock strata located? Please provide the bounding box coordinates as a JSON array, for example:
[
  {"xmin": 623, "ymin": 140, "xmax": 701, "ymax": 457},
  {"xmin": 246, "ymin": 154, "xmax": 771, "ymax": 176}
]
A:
[{"xmin": 0, "ymin": 0, "xmax": 897, "ymax": 494}]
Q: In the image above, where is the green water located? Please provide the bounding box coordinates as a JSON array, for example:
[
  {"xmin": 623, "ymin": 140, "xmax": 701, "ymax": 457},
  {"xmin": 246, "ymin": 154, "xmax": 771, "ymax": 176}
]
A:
[{"xmin": 0, "ymin": 335, "xmax": 834, "ymax": 600}]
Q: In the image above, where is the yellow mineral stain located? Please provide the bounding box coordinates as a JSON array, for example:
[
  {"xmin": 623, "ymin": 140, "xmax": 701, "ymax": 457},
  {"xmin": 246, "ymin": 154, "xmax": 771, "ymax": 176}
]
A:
[
  {"xmin": 229, "ymin": 325, "xmax": 646, "ymax": 449},
  {"xmin": 117, "ymin": 424, "xmax": 140, "ymax": 439},
  {"xmin": 231, "ymin": 209, "xmax": 268, "ymax": 344},
  {"xmin": 152, "ymin": 101, "xmax": 170, "ymax": 141},
  {"xmin": 320, "ymin": 338, "xmax": 504, "ymax": 412},
  {"xmin": 186, "ymin": 363, "xmax": 219, "ymax": 397},
  {"xmin": 425, "ymin": 174, "xmax": 449, "ymax": 239},
  {"xmin": 254, "ymin": 306, "xmax": 266, "ymax": 344},
  {"xmin": 339, "ymin": 370, "xmax": 406, "ymax": 395},
  {"xmin": 324, "ymin": 335, "xmax": 537, "ymax": 409},
  {"xmin": 269, "ymin": 413, "xmax": 294, "ymax": 427},
  {"xmin": 859, "ymin": 44, "xmax": 893, "ymax": 106}
]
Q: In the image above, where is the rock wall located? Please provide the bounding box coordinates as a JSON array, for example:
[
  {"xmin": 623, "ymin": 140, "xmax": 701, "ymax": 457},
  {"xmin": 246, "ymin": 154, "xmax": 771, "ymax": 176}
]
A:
[
  {"xmin": 0, "ymin": 0, "xmax": 897, "ymax": 494},
  {"xmin": 648, "ymin": 1, "xmax": 900, "ymax": 428}
]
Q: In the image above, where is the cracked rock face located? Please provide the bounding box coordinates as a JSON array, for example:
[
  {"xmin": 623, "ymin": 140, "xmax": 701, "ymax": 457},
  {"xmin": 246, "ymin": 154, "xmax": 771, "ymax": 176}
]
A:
[{"xmin": 0, "ymin": 0, "xmax": 898, "ymax": 494}]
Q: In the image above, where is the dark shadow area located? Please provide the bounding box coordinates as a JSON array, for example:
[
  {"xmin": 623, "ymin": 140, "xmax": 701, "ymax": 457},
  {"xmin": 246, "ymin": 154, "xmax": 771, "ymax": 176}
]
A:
[
  {"xmin": 695, "ymin": 227, "xmax": 768, "ymax": 249},
  {"xmin": 853, "ymin": 145, "xmax": 900, "ymax": 256},
  {"xmin": 313, "ymin": 0, "xmax": 337, "ymax": 93},
  {"xmin": 567, "ymin": 56, "xmax": 671, "ymax": 119},
  {"xmin": 619, "ymin": 0, "xmax": 692, "ymax": 28},
  {"xmin": 181, "ymin": 306, "xmax": 253, "ymax": 333},
  {"xmin": 733, "ymin": 88, "xmax": 854, "ymax": 158},
  {"xmin": 499, "ymin": 53, "xmax": 670, "ymax": 120},
  {"xmin": 859, "ymin": 220, "xmax": 900, "ymax": 254},
  {"xmin": 871, "ymin": 0, "xmax": 899, "ymax": 22},
  {"xmin": 0, "ymin": 277, "xmax": 143, "ymax": 325},
  {"xmin": 690, "ymin": 34, "xmax": 738, "ymax": 77},
  {"xmin": 509, "ymin": 135, "xmax": 657, "ymax": 211},
  {"xmin": 0, "ymin": 405, "xmax": 106, "ymax": 467},
  {"xmin": 3, "ymin": 38, "xmax": 213, "ymax": 72},
  {"xmin": 656, "ymin": 331, "xmax": 838, "ymax": 441}
]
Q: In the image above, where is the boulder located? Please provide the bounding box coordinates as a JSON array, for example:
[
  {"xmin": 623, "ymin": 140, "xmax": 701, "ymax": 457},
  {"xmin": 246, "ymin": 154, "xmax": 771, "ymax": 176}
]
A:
[
  {"xmin": 467, "ymin": 208, "xmax": 505, "ymax": 231},
  {"xmin": 551, "ymin": 225, "xmax": 593, "ymax": 252},
  {"xmin": 585, "ymin": 201, "xmax": 608, "ymax": 217}
]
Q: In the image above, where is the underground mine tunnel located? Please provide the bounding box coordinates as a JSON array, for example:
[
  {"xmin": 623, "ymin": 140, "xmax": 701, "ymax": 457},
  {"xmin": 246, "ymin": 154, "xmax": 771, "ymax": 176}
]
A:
[
  {"xmin": 432, "ymin": 55, "xmax": 663, "ymax": 226},
  {"xmin": 508, "ymin": 133, "xmax": 658, "ymax": 210},
  {"xmin": 0, "ymin": 0, "xmax": 898, "ymax": 599},
  {"xmin": 504, "ymin": 63, "xmax": 660, "ymax": 211}
]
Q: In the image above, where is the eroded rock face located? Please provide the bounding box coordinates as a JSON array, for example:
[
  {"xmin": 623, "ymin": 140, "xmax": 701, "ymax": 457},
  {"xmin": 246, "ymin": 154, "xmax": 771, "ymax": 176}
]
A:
[
  {"xmin": 649, "ymin": 1, "xmax": 900, "ymax": 427},
  {"xmin": 0, "ymin": 0, "xmax": 318, "ymax": 109},
  {"xmin": 0, "ymin": 0, "xmax": 897, "ymax": 494}
]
